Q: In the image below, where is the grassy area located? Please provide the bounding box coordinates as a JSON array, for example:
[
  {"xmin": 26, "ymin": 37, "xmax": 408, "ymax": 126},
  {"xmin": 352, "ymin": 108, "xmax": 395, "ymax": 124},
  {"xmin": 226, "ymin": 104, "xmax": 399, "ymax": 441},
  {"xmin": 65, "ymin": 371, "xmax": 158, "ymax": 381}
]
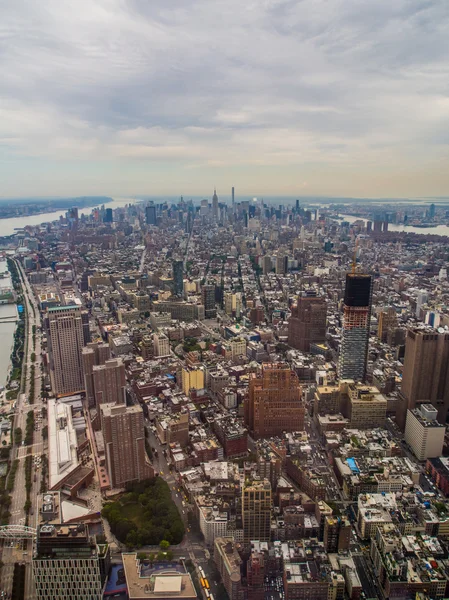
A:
[{"xmin": 102, "ymin": 477, "xmax": 185, "ymax": 548}]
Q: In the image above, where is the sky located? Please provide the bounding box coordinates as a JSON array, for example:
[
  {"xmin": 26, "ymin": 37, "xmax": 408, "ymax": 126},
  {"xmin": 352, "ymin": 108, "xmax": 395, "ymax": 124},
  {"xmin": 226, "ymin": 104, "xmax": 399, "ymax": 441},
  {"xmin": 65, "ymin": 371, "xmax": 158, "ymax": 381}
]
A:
[{"xmin": 0, "ymin": 0, "xmax": 449, "ymax": 199}]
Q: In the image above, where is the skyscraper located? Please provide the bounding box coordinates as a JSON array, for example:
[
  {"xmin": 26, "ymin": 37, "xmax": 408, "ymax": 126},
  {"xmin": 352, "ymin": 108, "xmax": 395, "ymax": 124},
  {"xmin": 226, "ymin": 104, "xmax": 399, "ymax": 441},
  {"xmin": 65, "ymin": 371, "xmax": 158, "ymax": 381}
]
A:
[
  {"xmin": 92, "ymin": 358, "xmax": 126, "ymax": 407},
  {"xmin": 288, "ymin": 291, "xmax": 327, "ymax": 352},
  {"xmin": 201, "ymin": 284, "xmax": 216, "ymax": 318},
  {"xmin": 377, "ymin": 306, "xmax": 398, "ymax": 343},
  {"xmin": 145, "ymin": 203, "xmax": 156, "ymax": 225},
  {"xmin": 397, "ymin": 328, "xmax": 449, "ymax": 429},
  {"xmin": 172, "ymin": 259, "xmax": 184, "ymax": 296},
  {"xmin": 101, "ymin": 403, "xmax": 154, "ymax": 488},
  {"xmin": 212, "ymin": 188, "xmax": 219, "ymax": 220},
  {"xmin": 46, "ymin": 306, "xmax": 85, "ymax": 396},
  {"xmin": 103, "ymin": 207, "xmax": 113, "ymax": 223},
  {"xmin": 82, "ymin": 342, "xmax": 111, "ymax": 407},
  {"xmin": 242, "ymin": 479, "xmax": 272, "ymax": 542},
  {"xmin": 245, "ymin": 363, "xmax": 304, "ymax": 439},
  {"xmin": 33, "ymin": 515, "xmax": 110, "ymax": 600},
  {"xmin": 338, "ymin": 273, "xmax": 372, "ymax": 381},
  {"xmin": 231, "ymin": 186, "xmax": 235, "ymax": 207}
]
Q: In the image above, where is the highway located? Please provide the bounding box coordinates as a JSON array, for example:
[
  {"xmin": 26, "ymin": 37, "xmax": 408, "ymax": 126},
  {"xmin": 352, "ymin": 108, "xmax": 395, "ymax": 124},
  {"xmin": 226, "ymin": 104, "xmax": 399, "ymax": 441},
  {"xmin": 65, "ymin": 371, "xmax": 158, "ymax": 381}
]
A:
[{"xmin": 0, "ymin": 259, "xmax": 44, "ymax": 600}]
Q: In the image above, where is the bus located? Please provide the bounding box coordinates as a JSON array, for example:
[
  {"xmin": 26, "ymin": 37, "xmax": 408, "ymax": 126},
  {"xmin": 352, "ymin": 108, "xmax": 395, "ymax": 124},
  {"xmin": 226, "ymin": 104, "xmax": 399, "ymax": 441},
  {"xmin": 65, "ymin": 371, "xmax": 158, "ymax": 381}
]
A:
[
  {"xmin": 205, "ymin": 590, "xmax": 210, "ymax": 598},
  {"xmin": 199, "ymin": 567, "xmax": 205, "ymax": 579}
]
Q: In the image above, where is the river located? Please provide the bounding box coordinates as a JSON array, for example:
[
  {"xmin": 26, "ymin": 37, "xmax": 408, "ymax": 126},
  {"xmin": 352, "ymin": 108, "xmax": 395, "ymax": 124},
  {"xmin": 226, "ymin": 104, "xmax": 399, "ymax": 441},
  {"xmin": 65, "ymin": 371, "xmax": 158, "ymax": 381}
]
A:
[
  {"xmin": 0, "ymin": 196, "xmax": 141, "ymax": 237},
  {"xmin": 0, "ymin": 260, "xmax": 17, "ymax": 389},
  {"xmin": 339, "ymin": 214, "xmax": 449, "ymax": 236}
]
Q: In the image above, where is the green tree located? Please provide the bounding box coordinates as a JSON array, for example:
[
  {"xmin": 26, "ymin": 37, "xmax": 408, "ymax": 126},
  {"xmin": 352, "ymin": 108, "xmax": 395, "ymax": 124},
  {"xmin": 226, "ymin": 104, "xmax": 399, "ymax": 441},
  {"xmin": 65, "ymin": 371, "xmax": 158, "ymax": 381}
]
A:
[{"xmin": 159, "ymin": 539, "xmax": 170, "ymax": 550}]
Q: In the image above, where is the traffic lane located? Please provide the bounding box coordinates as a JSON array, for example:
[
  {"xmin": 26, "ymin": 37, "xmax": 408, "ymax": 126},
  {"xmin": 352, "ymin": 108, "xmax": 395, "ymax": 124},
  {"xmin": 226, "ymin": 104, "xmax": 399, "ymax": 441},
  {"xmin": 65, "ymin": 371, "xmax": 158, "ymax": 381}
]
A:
[{"xmin": 146, "ymin": 426, "xmax": 189, "ymax": 526}]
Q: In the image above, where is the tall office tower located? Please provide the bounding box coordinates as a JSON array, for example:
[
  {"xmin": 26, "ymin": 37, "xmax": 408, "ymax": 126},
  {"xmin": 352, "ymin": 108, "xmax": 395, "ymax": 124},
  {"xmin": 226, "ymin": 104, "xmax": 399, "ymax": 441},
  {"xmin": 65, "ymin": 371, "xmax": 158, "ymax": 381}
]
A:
[
  {"xmin": 33, "ymin": 518, "xmax": 110, "ymax": 600},
  {"xmin": 397, "ymin": 328, "xmax": 449, "ymax": 430},
  {"xmin": 153, "ymin": 333, "xmax": 170, "ymax": 357},
  {"xmin": 172, "ymin": 259, "xmax": 184, "ymax": 296},
  {"xmin": 201, "ymin": 284, "xmax": 217, "ymax": 318},
  {"xmin": 262, "ymin": 255, "xmax": 271, "ymax": 275},
  {"xmin": 275, "ymin": 254, "xmax": 285, "ymax": 274},
  {"xmin": 232, "ymin": 186, "xmax": 235, "ymax": 207},
  {"xmin": 242, "ymin": 479, "xmax": 272, "ymax": 542},
  {"xmin": 46, "ymin": 306, "xmax": 85, "ymax": 396},
  {"xmin": 92, "ymin": 358, "xmax": 126, "ymax": 407},
  {"xmin": 212, "ymin": 188, "xmax": 219, "ymax": 220},
  {"xmin": 103, "ymin": 207, "xmax": 113, "ymax": 223},
  {"xmin": 245, "ymin": 363, "xmax": 304, "ymax": 439},
  {"xmin": 377, "ymin": 306, "xmax": 398, "ymax": 343},
  {"xmin": 338, "ymin": 273, "xmax": 372, "ymax": 381},
  {"xmin": 101, "ymin": 403, "xmax": 154, "ymax": 488},
  {"xmin": 145, "ymin": 203, "xmax": 156, "ymax": 225},
  {"xmin": 82, "ymin": 342, "xmax": 111, "ymax": 407},
  {"xmin": 288, "ymin": 291, "xmax": 327, "ymax": 352}
]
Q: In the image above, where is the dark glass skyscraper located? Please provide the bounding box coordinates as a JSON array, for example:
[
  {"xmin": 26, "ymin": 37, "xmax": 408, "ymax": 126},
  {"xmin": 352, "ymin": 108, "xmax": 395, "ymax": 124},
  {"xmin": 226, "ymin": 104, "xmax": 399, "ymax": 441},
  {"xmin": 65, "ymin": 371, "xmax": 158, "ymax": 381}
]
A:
[
  {"xmin": 338, "ymin": 273, "xmax": 372, "ymax": 381},
  {"xmin": 145, "ymin": 203, "xmax": 156, "ymax": 225}
]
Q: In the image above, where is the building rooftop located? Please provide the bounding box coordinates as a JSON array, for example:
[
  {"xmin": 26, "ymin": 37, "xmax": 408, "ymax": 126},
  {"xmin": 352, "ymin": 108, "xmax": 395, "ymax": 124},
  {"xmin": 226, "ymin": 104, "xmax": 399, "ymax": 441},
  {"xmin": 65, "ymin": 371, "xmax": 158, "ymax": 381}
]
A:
[{"xmin": 122, "ymin": 554, "xmax": 197, "ymax": 600}]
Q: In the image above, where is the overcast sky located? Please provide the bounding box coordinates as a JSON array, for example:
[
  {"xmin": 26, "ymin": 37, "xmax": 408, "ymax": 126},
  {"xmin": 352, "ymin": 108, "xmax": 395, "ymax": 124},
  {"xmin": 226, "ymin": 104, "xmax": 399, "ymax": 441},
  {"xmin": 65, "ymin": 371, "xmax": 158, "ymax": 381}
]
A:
[{"xmin": 1, "ymin": 0, "xmax": 448, "ymax": 199}]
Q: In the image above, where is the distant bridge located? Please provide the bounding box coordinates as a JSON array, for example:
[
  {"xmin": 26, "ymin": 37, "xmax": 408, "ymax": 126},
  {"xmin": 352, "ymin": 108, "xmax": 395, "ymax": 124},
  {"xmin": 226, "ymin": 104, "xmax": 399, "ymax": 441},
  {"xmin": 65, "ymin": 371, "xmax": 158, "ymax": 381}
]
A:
[{"xmin": 0, "ymin": 525, "xmax": 37, "ymax": 539}]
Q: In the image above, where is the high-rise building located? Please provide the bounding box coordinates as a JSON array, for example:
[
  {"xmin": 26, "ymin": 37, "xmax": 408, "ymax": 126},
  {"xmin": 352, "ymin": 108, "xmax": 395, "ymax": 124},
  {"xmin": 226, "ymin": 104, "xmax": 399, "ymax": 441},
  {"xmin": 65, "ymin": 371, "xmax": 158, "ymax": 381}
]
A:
[
  {"xmin": 242, "ymin": 479, "xmax": 272, "ymax": 542},
  {"xmin": 404, "ymin": 404, "xmax": 445, "ymax": 461},
  {"xmin": 172, "ymin": 259, "xmax": 184, "ymax": 296},
  {"xmin": 288, "ymin": 291, "xmax": 327, "ymax": 352},
  {"xmin": 181, "ymin": 366, "xmax": 205, "ymax": 395},
  {"xmin": 338, "ymin": 273, "xmax": 372, "ymax": 381},
  {"xmin": 46, "ymin": 306, "xmax": 85, "ymax": 396},
  {"xmin": 246, "ymin": 544, "xmax": 265, "ymax": 600},
  {"xmin": 82, "ymin": 342, "xmax": 111, "ymax": 407},
  {"xmin": 153, "ymin": 332, "xmax": 170, "ymax": 357},
  {"xmin": 201, "ymin": 284, "xmax": 216, "ymax": 318},
  {"xmin": 245, "ymin": 363, "xmax": 304, "ymax": 439},
  {"xmin": 262, "ymin": 255, "xmax": 271, "ymax": 275},
  {"xmin": 33, "ymin": 519, "xmax": 110, "ymax": 600},
  {"xmin": 92, "ymin": 358, "xmax": 126, "ymax": 407},
  {"xmin": 377, "ymin": 306, "xmax": 398, "ymax": 343},
  {"xmin": 145, "ymin": 203, "xmax": 156, "ymax": 225},
  {"xmin": 231, "ymin": 186, "xmax": 235, "ymax": 207},
  {"xmin": 101, "ymin": 403, "xmax": 154, "ymax": 489},
  {"xmin": 323, "ymin": 516, "xmax": 351, "ymax": 553},
  {"xmin": 103, "ymin": 207, "xmax": 113, "ymax": 223},
  {"xmin": 81, "ymin": 309, "xmax": 91, "ymax": 345},
  {"xmin": 230, "ymin": 337, "xmax": 246, "ymax": 361},
  {"xmin": 397, "ymin": 328, "xmax": 449, "ymax": 429},
  {"xmin": 342, "ymin": 381, "xmax": 387, "ymax": 429},
  {"xmin": 214, "ymin": 538, "xmax": 242, "ymax": 600},
  {"xmin": 224, "ymin": 292, "xmax": 242, "ymax": 318},
  {"xmin": 212, "ymin": 188, "xmax": 219, "ymax": 220}
]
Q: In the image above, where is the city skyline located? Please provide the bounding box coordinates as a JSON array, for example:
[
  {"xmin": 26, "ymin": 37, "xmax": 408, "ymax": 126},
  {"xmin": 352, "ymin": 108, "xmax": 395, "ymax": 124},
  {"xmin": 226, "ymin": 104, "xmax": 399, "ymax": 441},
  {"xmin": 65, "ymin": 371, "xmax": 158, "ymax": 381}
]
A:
[{"xmin": 1, "ymin": 1, "xmax": 448, "ymax": 198}]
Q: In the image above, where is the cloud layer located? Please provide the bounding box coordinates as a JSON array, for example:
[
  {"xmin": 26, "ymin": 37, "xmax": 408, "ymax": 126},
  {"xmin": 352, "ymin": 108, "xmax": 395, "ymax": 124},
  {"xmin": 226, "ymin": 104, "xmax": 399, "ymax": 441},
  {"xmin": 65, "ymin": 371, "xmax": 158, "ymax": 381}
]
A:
[{"xmin": 0, "ymin": 0, "xmax": 448, "ymax": 197}]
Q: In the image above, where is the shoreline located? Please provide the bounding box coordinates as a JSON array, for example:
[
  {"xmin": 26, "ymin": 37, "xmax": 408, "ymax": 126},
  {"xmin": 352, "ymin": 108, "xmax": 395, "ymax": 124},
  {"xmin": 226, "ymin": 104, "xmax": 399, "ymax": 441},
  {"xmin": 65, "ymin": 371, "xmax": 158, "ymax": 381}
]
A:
[{"xmin": 0, "ymin": 197, "xmax": 113, "ymax": 223}]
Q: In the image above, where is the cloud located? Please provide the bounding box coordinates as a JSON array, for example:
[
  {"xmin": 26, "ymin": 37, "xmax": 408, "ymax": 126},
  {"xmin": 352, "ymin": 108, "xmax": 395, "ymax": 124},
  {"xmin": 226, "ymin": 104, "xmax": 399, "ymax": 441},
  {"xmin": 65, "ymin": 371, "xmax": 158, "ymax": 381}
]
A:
[{"xmin": 0, "ymin": 0, "xmax": 448, "ymax": 196}]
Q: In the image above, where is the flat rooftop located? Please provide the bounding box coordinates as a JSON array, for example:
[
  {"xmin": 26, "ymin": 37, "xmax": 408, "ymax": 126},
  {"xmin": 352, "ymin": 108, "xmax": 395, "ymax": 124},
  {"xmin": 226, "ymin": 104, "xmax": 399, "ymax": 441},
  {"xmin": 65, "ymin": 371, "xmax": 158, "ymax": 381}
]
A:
[{"xmin": 122, "ymin": 554, "xmax": 197, "ymax": 600}]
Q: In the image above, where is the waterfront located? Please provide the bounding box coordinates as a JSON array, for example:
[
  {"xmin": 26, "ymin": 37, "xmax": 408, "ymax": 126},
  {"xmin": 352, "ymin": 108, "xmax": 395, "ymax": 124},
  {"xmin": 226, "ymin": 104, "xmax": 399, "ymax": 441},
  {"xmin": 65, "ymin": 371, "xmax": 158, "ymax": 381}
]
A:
[
  {"xmin": 0, "ymin": 197, "xmax": 141, "ymax": 237},
  {"xmin": 0, "ymin": 260, "xmax": 17, "ymax": 388},
  {"xmin": 339, "ymin": 214, "xmax": 449, "ymax": 236}
]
